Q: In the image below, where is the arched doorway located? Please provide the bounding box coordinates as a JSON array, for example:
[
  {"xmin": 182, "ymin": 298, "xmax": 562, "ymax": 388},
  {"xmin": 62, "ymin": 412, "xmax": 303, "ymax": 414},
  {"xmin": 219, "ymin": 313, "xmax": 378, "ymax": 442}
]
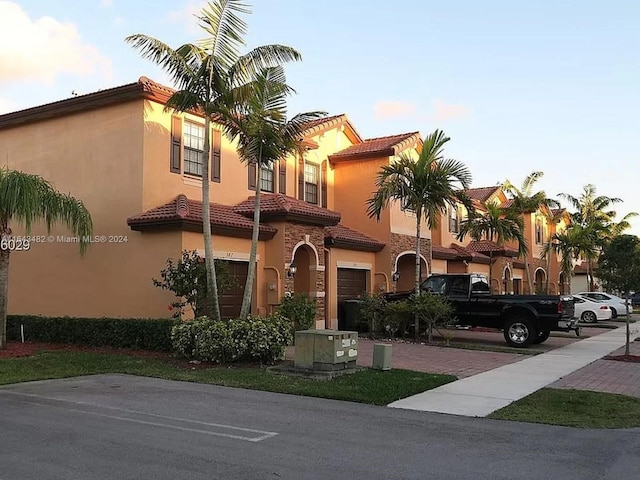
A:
[
  {"xmin": 503, "ymin": 267, "xmax": 512, "ymax": 294},
  {"xmin": 559, "ymin": 272, "xmax": 567, "ymax": 294},
  {"xmin": 534, "ymin": 268, "xmax": 546, "ymax": 294},
  {"xmin": 291, "ymin": 244, "xmax": 317, "ymax": 295},
  {"xmin": 394, "ymin": 252, "xmax": 428, "ymax": 292}
]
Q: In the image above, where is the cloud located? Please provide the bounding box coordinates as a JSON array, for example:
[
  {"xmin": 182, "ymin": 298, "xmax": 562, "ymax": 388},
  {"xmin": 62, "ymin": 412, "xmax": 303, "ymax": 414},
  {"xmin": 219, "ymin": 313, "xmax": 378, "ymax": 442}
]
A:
[
  {"xmin": 429, "ymin": 99, "xmax": 471, "ymax": 122},
  {"xmin": 100, "ymin": 0, "xmax": 113, "ymax": 7},
  {"xmin": 114, "ymin": 16, "xmax": 125, "ymax": 26},
  {"xmin": 168, "ymin": 0, "xmax": 206, "ymax": 32},
  {"xmin": 373, "ymin": 101, "xmax": 417, "ymax": 120},
  {"xmin": 0, "ymin": 1, "xmax": 111, "ymax": 85},
  {"xmin": 0, "ymin": 97, "xmax": 17, "ymax": 114}
]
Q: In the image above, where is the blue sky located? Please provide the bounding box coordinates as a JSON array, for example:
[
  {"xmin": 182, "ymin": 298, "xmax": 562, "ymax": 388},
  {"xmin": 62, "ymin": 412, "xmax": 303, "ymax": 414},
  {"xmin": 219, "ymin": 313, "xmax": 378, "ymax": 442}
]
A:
[{"xmin": 1, "ymin": 0, "xmax": 638, "ymax": 233}]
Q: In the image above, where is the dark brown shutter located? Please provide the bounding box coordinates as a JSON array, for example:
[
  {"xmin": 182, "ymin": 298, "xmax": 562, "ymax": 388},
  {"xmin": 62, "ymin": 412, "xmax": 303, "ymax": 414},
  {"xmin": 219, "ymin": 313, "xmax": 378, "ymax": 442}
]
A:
[
  {"xmin": 278, "ymin": 159, "xmax": 287, "ymax": 194},
  {"xmin": 170, "ymin": 116, "xmax": 182, "ymax": 173},
  {"xmin": 248, "ymin": 162, "xmax": 257, "ymax": 190},
  {"xmin": 211, "ymin": 129, "xmax": 221, "ymax": 183},
  {"xmin": 321, "ymin": 161, "xmax": 327, "ymax": 208},
  {"xmin": 298, "ymin": 157, "xmax": 304, "ymax": 200}
]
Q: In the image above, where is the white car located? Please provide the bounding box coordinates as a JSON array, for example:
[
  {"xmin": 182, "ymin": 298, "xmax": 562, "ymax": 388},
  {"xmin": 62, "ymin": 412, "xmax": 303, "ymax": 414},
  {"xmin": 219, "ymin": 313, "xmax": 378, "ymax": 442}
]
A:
[
  {"xmin": 572, "ymin": 294, "xmax": 612, "ymax": 323},
  {"xmin": 577, "ymin": 292, "xmax": 629, "ymax": 318}
]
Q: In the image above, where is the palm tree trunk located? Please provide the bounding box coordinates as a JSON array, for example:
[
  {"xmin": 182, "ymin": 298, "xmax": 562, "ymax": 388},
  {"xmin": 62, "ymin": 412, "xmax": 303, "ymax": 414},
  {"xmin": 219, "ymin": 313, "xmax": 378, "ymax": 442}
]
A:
[
  {"xmin": 625, "ymin": 290, "xmax": 631, "ymax": 356},
  {"xmin": 587, "ymin": 258, "xmax": 595, "ymax": 291},
  {"xmin": 201, "ymin": 117, "xmax": 221, "ymax": 322},
  {"xmin": 0, "ymin": 247, "xmax": 9, "ymax": 349},
  {"xmin": 414, "ymin": 215, "xmax": 421, "ymax": 340},
  {"xmin": 524, "ymin": 260, "xmax": 533, "ymax": 295},
  {"xmin": 545, "ymin": 239, "xmax": 552, "ymax": 294},
  {"xmin": 489, "ymin": 250, "xmax": 493, "ymax": 291},
  {"xmin": 240, "ymin": 158, "xmax": 262, "ymax": 319}
]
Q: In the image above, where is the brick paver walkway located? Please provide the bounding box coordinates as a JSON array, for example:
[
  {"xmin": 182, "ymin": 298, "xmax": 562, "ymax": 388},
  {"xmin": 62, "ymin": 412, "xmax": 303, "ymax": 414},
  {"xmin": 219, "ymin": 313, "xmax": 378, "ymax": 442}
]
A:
[{"xmin": 550, "ymin": 340, "xmax": 640, "ymax": 398}]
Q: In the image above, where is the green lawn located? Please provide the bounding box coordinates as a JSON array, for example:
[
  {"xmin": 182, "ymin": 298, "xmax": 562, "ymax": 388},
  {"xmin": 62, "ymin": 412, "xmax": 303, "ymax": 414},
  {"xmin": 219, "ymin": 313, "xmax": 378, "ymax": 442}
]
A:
[
  {"xmin": 489, "ymin": 388, "xmax": 640, "ymax": 428},
  {"xmin": 0, "ymin": 350, "xmax": 456, "ymax": 406}
]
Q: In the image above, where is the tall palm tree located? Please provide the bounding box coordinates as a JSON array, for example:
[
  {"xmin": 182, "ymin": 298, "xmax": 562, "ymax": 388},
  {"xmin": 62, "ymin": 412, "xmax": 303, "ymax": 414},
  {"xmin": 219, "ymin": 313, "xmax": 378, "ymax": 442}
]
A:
[
  {"xmin": 457, "ymin": 202, "xmax": 528, "ymax": 290},
  {"xmin": 126, "ymin": 0, "xmax": 302, "ymax": 321},
  {"xmin": 502, "ymin": 171, "xmax": 558, "ymax": 294},
  {"xmin": 541, "ymin": 224, "xmax": 595, "ymax": 294},
  {"xmin": 217, "ymin": 66, "xmax": 326, "ymax": 318},
  {"xmin": 367, "ymin": 129, "xmax": 473, "ymax": 337},
  {"xmin": 0, "ymin": 168, "xmax": 93, "ymax": 348},
  {"xmin": 559, "ymin": 184, "xmax": 637, "ymax": 290},
  {"xmin": 541, "ymin": 207, "xmax": 567, "ymax": 293}
]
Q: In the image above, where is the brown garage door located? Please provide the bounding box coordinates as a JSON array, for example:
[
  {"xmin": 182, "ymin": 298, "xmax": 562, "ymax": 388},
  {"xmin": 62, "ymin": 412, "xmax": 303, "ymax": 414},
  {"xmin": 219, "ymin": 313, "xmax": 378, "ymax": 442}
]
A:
[
  {"xmin": 219, "ymin": 261, "xmax": 248, "ymax": 320},
  {"xmin": 337, "ymin": 268, "xmax": 367, "ymax": 303}
]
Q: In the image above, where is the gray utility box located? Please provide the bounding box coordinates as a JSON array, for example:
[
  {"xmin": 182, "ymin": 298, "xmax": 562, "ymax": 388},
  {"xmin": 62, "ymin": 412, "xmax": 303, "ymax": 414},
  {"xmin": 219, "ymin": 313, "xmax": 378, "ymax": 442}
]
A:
[
  {"xmin": 295, "ymin": 329, "xmax": 358, "ymax": 371},
  {"xmin": 372, "ymin": 343, "xmax": 392, "ymax": 371}
]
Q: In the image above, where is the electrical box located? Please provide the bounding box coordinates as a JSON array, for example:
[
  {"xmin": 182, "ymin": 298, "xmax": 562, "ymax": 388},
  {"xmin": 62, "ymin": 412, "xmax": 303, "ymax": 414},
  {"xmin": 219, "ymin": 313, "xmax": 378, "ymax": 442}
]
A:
[
  {"xmin": 372, "ymin": 343, "xmax": 392, "ymax": 370},
  {"xmin": 294, "ymin": 329, "xmax": 358, "ymax": 371}
]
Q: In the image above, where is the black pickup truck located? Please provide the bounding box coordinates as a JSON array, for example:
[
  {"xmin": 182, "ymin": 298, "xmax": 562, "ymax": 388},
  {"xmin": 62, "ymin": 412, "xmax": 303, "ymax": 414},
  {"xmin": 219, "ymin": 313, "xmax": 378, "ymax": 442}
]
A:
[{"xmin": 384, "ymin": 273, "xmax": 577, "ymax": 347}]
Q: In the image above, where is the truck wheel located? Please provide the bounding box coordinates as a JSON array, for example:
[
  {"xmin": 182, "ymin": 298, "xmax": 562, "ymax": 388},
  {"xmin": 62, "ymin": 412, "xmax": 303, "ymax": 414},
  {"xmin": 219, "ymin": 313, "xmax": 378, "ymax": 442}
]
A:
[
  {"xmin": 533, "ymin": 330, "xmax": 550, "ymax": 344},
  {"xmin": 581, "ymin": 311, "xmax": 597, "ymax": 323},
  {"xmin": 503, "ymin": 317, "xmax": 537, "ymax": 347}
]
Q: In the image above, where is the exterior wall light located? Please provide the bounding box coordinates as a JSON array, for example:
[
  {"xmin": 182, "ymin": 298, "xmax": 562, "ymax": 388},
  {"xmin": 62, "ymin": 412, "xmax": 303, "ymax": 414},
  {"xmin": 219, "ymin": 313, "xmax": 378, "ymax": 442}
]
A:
[
  {"xmin": 287, "ymin": 264, "xmax": 297, "ymax": 277},
  {"xmin": 392, "ymin": 271, "xmax": 400, "ymax": 282}
]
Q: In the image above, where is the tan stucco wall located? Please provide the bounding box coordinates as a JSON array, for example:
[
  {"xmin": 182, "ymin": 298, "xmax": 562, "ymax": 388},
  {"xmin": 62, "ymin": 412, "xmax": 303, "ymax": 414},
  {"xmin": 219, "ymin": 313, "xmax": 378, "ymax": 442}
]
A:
[
  {"xmin": 431, "ymin": 259, "xmax": 448, "ymax": 274},
  {"xmin": 0, "ymin": 100, "xmax": 186, "ymax": 317}
]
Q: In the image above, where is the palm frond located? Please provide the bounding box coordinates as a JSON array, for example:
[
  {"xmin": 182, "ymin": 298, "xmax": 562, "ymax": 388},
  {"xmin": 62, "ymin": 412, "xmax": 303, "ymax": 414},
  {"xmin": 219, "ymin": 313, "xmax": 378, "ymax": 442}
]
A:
[{"xmin": 197, "ymin": 0, "xmax": 249, "ymax": 71}]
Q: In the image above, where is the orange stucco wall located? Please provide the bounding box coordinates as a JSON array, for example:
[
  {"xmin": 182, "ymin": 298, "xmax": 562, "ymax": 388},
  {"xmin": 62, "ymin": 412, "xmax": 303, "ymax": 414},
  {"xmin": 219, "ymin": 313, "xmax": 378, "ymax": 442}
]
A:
[{"xmin": 1, "ymin": 100, "xmax": 184, "ymax": 317}]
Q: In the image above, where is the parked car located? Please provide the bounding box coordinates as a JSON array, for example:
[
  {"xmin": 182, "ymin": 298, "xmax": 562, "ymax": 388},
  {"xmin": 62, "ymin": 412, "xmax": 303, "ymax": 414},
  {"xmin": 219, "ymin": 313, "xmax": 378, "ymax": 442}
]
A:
[
  {"xmin": 572, "ymin": 294, "xmax": 612, "ymax": 323},
  {"xmin": 576, "ymin": 292, "xmax": 629, "ymax": 318},
  {"xmin": 628, "ymin": 293, "xmax": 640, "ymax": 307}
]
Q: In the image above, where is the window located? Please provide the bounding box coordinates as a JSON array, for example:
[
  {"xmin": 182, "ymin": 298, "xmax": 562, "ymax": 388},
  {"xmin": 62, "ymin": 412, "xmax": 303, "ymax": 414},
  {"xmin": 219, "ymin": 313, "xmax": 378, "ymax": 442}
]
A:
[
  {"xmin": 304, "ymin": 163, "xmax": 319, "ymax": 204},
  {"xmin": 535, "ymin": 217, "xmax": 543, "ymax": 244},
  {"xmin": 183, "ymin": 122, "xmax": 205, "ymax": 176},
  {"xmin": 260, "ymin": 164, "xmax": 274, "ymax": 192},
  {"xmin": 448, "ymin": 206, "xmax": 459, "ymax": 234}
]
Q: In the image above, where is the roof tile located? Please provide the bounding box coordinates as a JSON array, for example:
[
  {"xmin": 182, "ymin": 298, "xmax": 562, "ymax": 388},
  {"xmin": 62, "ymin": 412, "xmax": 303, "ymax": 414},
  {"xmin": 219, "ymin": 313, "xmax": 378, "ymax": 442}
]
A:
[
  {"xmin": 325, "ymin": 224, "xmax": 385, "ymax": 252},
  {"xmin": 127, "ymin": 194, "xmax": 277, "ymax": 239},
  {"xmin": 329, "ymin": 131, "xmax": 421, "ymax": 160},
  {"xmin": 234, "ymin": 194, "xmax": 341, "ymax": 226},
  {"xmin": 465, "ymin": 186, "xmax": 501, "ymax": 203}
]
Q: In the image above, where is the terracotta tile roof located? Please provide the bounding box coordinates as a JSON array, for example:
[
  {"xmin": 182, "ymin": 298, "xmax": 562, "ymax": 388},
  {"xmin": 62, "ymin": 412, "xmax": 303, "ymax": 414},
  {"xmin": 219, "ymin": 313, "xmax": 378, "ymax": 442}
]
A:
[
  {"xmin": 465, "ymin": 186, "xmax": 501, "ymax": 203},
  {"xmin": 432, "ymin": 244, "xmax": 460, "ymax": 260},
  {"xmin": 324, "ymin": 224, "xmax": 385, "ymax": 252},
  {"xmin": 303, "ymin": 114, "xmax": 346, "ymax": 131},
  {"xmin": 501, "ymin": 199, "xmax": 514, "ymax": 208},
  {"xmin": 233, "ymin": 194, "xmax": 341, "ymax": 226},
  {"xmin": 328, "ymin": 131, "xmax": 421, "ymax": 161},
  {"xmin": 573, "ymin": 261, "xmax": 590, "ymax": 274},
  {"xmin": 449, "ymin": 243, "xmax": 475, "ymax": 260},
  {"xmin": 301, "ymin": 114, "xmax": 364, "ymax": 144},
  {"xmin": 127, "ymin": 194, "xmax": 277, "ymax": 240},
  {"xmin": 466, "ymin": 240, "xmax": 519, "ymax": 257}
]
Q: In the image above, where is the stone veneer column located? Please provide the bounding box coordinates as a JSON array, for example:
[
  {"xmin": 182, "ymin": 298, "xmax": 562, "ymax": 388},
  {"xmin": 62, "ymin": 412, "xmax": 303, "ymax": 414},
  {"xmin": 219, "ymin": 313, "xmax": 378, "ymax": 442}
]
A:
[{"xmin": 283, "ymin": 222, "xmax": 326, "ymax": 325}]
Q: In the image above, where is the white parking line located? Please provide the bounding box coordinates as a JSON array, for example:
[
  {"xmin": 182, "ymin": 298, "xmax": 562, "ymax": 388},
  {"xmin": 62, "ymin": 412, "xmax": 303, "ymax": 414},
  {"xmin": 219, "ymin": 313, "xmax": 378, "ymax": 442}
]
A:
[{"xmin": 0, "ymin": 390, "xmax": 278, "ymax": 442}]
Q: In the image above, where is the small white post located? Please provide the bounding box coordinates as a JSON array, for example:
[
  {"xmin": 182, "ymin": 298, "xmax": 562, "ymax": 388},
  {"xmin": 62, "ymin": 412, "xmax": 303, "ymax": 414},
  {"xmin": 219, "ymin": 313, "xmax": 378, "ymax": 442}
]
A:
[{"xmin": 20, "ymin": 324, "xmax": 24, "ymax": 343}]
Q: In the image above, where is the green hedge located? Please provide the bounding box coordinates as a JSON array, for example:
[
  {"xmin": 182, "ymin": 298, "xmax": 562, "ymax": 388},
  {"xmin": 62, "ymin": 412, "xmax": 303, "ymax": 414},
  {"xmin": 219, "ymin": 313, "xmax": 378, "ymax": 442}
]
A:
[
  {"xmin": 172, "ymin": 315, "xmax": 293, "ymax": 364},
  {"xmin": 7, "ymin": 315, "xmax": 178, "ymax": 352}
]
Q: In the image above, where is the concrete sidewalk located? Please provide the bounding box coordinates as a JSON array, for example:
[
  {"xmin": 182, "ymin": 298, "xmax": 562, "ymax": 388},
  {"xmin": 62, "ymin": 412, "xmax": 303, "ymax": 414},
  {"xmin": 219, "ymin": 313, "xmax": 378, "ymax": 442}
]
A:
[{"xmin": 388, "ymin": 323, "xmax": 640, "ymax": 417}]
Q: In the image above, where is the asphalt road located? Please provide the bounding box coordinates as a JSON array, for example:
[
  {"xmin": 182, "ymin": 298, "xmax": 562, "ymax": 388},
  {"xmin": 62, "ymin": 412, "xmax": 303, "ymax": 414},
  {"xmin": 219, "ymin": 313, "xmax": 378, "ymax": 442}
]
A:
[{"xmin": 0, "ymin": 374, "xmax": 638, "ymax": 480}]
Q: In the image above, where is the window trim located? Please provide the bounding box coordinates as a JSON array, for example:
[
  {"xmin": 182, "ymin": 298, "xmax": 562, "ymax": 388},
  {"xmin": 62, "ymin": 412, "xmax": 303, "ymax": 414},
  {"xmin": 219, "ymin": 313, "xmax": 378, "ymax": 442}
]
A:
[
  {"xmin": 303, "ymin": 162, "xmax": 320, "ymax": 205},
  {"xmin": 183, "ymin": 121, "xmax": 206, "ymax": 178},
  {"xmin": 260, "ymin": 163, "xmax": 275, "ymax": 193}
]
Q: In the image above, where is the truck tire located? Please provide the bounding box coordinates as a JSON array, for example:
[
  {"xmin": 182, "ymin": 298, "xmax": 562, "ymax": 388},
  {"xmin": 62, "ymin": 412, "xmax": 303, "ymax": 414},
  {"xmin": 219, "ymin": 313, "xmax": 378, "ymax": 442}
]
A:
[
  {"xmin": 532, "ymin": 330, "xmax": 550, "ymax": 344},
  {"xmin": 503, "ymin": 317, "xmax": 537, "ymax": 347}
]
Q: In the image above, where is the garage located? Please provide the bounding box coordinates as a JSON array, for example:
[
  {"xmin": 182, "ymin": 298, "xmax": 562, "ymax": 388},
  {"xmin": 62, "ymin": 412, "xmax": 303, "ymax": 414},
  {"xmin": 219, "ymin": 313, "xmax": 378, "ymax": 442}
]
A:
[
  {"xmin": 337, "ymin": 268, "xmax": 368, "ymax": 303},
  {"xmin": 219, "ymin": 261, "xmax": 248, "ymax": 320},
  {"xmin": 337, "ymin": 268, "xmax": 368, "ymax": 331}
]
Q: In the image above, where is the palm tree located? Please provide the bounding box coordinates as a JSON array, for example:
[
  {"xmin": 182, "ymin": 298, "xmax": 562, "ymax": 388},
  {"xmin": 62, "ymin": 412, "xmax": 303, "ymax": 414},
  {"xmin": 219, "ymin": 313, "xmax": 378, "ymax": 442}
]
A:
[
  {"xmin": 541, "ymin": 207, "xmax": 567, "ymax": 293},
  {"xmin": 367, "ymin": 129, "xmax": 473, "ymax": 338},
  {"xmin": 502, "ymin": 171, "xmax": 558, "ymax": 294},
  {"xmin": 216, "ymin": 66, "xmax": 326, "ymax": 318},
  {"xmin": 126, "ymin": 0, "xmax": 302, "ymax": 321},
  {"xmin": 541, "ymin": 224, "xmax": 595, "ymax": 294},
  {"xmin": 457, "ymin": 202, "xmax": 528, "ymax": 290},
  {"xmin": 559, "ymin": 184, "xmax": 637, "ymax": 290},
  {"xmin": 0, "ymin": 168, "xmax": 93, "ymax": 348}
]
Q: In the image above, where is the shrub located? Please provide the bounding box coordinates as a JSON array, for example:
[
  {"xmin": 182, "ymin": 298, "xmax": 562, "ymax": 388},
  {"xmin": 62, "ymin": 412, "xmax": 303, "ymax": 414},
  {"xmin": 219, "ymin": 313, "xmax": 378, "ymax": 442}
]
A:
[
  {"xmin": 171, "ymin": 314, "xmax": 293, "ymax": 365},
  {"xmin": 7, "ymin": 315, "xmax": 177, "ymax": 352},
  {"xmin": 277, "ymin": 293, "xmax": 317, "ymax": 331},
  {"xmin": 382, "ymin": 301, "xmax": 413, "ymax": 338},
  {"xmin": 409, "ymin": 293, "xmax": 456, "ymax": 342},
  {"xmin": 152, "ymin": 250, "xmax": 237, "ymax": 318},
  {"xmin": 358, "ymin": 292, "xmax": 386, "ymax": 339}
]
